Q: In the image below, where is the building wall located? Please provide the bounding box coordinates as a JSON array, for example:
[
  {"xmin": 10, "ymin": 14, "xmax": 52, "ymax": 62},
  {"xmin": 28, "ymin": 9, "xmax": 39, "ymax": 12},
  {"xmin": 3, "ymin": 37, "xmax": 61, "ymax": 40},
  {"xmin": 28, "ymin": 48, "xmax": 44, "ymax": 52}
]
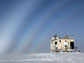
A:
[{"xmin": 50, "ymin": 38, "xmax": 74, "ymax": 52}]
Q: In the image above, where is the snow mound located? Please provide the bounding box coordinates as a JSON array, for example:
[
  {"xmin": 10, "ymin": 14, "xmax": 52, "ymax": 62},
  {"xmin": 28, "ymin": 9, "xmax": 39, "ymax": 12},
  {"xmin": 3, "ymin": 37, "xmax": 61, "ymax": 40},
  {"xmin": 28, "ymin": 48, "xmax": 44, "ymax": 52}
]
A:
[{"xmin": 0, "ymin": 52, "xmax": 84, "ymax": 63}]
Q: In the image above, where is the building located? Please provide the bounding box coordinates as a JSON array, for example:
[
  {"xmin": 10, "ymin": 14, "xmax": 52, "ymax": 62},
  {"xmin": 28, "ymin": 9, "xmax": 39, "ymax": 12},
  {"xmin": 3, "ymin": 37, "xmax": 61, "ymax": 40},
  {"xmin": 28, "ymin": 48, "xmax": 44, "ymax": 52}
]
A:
[{"xmin": 50, "ymin": 34, "xmax": 75, "ymax": 52}]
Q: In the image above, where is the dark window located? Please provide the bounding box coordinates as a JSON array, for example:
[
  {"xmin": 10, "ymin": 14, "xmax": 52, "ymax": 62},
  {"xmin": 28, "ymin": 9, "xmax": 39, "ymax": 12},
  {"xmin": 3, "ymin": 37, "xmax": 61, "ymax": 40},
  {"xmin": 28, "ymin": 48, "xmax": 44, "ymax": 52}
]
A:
[
  {"xmin": 59, "ymin": 40, "xmax": 61, "ymax": 42},
  {"xmin": 65, "ymin": 45, "xmax": 67, "ymax": 47},
  {"xmin": 55, "ymin": 42, "xmax": 57, "ymax": 45}
]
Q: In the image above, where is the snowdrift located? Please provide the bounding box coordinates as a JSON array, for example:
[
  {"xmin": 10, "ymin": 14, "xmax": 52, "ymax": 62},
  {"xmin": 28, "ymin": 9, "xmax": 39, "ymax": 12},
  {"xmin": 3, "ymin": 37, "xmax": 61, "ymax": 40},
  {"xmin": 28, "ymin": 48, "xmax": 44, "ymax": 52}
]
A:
[{"xmin": 0, "ymin": 52, "xmax": 84, "ymax": 63}]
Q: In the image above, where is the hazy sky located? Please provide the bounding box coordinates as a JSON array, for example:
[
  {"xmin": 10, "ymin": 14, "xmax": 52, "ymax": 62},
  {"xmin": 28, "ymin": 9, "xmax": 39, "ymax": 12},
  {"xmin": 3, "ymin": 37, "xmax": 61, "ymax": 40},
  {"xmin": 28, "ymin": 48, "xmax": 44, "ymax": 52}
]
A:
[{"xmin": 0, "ymin": 0, "xmax": 84, "ymax": 54}]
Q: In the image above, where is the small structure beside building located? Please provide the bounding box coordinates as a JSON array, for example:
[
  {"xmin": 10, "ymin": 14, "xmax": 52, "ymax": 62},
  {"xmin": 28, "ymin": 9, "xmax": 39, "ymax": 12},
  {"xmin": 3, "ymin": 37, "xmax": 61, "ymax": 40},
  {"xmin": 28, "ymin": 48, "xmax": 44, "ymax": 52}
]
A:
[{"xmin": 50, "ymin": 34, "xmax": 75, "ymax": 52}]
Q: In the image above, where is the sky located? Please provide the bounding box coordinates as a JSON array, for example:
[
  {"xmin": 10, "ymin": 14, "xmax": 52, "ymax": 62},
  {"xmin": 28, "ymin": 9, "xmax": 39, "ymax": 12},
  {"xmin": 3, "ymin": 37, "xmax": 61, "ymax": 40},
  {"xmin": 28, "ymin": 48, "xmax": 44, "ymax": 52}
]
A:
[{"xmin": 0, "ymin": 0, "xmax": 84, "ymax": 54}]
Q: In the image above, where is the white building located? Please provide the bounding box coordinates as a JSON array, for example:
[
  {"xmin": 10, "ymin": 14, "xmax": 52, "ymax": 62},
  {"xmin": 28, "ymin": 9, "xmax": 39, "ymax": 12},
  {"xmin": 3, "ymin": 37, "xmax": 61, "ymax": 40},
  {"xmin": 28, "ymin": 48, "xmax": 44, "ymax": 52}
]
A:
[{"xmin": 50, "ymin": 34, "xmax": 74, "ymax": 52}]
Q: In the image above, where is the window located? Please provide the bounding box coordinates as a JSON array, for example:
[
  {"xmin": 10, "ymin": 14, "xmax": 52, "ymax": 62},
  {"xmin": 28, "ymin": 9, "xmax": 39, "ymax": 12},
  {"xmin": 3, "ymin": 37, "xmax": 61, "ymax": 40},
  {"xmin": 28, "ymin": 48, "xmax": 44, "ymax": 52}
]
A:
[
  {"xmin": 55, "ymin": 42, "xmax": 57, "ymax": 45},
  {"xmin": 65, "ymin": 45, "xmax": 67, "ymax": 47},
  {"xmin": 59, "ymin": 40, "xmax": 61, "ymax": 42},
  {"xmin": 65, "ymin": 40, "xmax": 67, "ymax": 42}
]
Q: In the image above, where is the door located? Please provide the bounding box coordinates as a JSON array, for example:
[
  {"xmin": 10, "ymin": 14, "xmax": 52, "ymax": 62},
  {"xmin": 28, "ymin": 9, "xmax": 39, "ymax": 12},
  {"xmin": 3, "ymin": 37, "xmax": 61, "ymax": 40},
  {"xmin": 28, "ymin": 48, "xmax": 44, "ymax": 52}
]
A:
[{"xmin": 70, "ymin": 42, "xmax": 74, "ymax": 49}]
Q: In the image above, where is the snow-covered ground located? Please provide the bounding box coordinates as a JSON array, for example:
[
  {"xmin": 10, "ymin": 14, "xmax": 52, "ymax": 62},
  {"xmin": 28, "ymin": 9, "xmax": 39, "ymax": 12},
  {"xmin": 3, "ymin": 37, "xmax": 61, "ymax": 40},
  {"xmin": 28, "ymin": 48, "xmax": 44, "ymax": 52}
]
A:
[{"xmin": 0, "ymin": 52, "xmax": 84, "ymax": 63}]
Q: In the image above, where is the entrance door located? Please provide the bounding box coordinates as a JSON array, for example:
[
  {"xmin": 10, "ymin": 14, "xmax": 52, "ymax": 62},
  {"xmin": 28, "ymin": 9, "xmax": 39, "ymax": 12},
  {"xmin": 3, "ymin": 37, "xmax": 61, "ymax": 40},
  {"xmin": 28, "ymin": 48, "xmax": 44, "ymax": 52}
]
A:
[{"xmin": 70, "ymin": 42, "xmax": 74, "ymax": 49}]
